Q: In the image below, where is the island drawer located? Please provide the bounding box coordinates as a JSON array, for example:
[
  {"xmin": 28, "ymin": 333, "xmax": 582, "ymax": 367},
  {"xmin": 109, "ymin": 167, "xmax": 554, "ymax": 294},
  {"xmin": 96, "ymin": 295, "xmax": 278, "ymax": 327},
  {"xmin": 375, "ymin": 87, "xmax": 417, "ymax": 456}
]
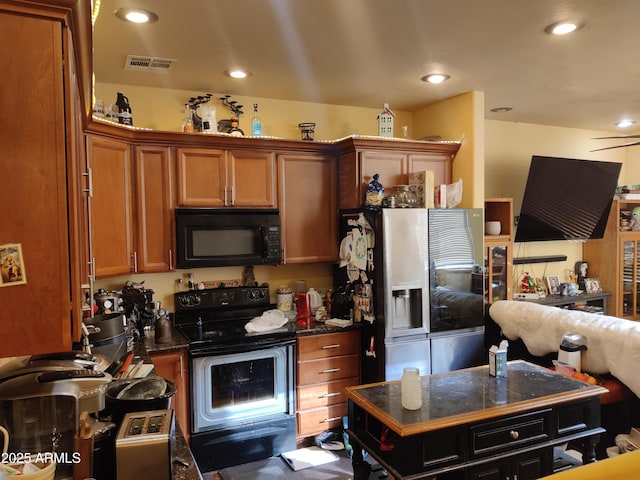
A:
[
  {"xmin": 471, "ymin": 409, "xmax": 552, "ymax": 457},
  {"xmin": 297, "ymin": 330, "xmax": 360, "ymax": 360}
]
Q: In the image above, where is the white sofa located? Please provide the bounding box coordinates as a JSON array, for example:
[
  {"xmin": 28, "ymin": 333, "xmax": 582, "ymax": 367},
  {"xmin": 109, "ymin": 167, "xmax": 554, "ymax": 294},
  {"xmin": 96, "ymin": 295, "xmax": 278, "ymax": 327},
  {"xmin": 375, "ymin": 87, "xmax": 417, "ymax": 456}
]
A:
[{"xmin": 489, "ymin": 300, "xmax": 640, "ymax": 398}]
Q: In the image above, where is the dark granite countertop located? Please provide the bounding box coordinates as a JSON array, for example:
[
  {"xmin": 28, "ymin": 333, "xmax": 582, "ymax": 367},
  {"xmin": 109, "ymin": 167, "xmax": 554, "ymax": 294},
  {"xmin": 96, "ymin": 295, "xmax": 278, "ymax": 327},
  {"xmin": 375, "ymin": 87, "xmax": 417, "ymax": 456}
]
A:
[
  {"xmin": 346, "ymin": 360, "xmax": 608, "ymax": 436},
  {"xmin": 173, "ymin": 423, "xmax": 203, "ymax": 480}
]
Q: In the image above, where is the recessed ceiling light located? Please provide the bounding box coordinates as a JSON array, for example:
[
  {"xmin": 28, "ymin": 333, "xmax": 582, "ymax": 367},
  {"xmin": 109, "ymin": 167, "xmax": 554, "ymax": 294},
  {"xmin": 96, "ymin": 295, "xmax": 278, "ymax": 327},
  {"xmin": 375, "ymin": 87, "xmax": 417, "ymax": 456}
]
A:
[
  {"xmin": 544, "ymin": 21, "xmax": 583, "ymax": 35},
  {"xmin": 224, "ymin": 70, "xmax": 250, "ymax": 79},
  {"xmin": 615, "ymin": 120, "xmax": 636, "ymax": 128},
  {"xmin": 490, "ymin": 107, "xmax": 513, "ymax": 113},
  {"xmin": 421, "ymin": 74, "xmax": 450, "ymax": 84},
  {"xmin": 115, "ymin": 7, "xmax": 158, "ymax": 24}
]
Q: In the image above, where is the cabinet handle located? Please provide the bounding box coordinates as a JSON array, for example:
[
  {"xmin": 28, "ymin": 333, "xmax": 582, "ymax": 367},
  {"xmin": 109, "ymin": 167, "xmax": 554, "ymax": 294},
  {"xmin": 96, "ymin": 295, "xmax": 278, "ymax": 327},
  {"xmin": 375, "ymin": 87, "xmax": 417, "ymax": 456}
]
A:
[
  {"xmin": 509, "ymin": 430, "xmax": 519, "ymax": 440},
  {"xmin": 83, "ymin": 167, "xmax": 93, "ymax": 197},
  {"xmin": 132, "ymin": 251, "xmax": 138, "ymax": 273},
  {"xmin": 179, "ymin": 355, "xmax": 184, "ymax": 379},
  {"xmin": 323, "ymin": 416, "xmax": 342, "ymax": 423},
  {"xmin": 320, "ymin": 392, "xmax": 340, "ymax": 398},
  {"xmin": 224, "ymin": 186, "xmax": 228, "ymax": 206},
  {"xmin": 88, "ymin": 257, "xmax": 95, "ymax": 283},
  {"xmin": 321, "ymin": 368, "xmax": 340, "ymax": 374},
  {"xmin": 322, "ymin": 344, "xmax": 340, "ymax": 350},
  {"xmin": 231, "ymin": 185, "xmax": 236, "ymax": 205},
  {"xmin": 168, "ymin": 249, "xmax": 173, "ymax": 271}
]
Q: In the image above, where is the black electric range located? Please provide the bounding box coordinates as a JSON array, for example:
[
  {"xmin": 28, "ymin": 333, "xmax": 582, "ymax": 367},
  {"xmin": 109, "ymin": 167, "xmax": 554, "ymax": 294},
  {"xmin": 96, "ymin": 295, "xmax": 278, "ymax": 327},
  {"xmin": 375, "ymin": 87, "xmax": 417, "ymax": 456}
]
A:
[{"xmin": 174, "ymin": 286, "xmax": 296, "ymax": 355}]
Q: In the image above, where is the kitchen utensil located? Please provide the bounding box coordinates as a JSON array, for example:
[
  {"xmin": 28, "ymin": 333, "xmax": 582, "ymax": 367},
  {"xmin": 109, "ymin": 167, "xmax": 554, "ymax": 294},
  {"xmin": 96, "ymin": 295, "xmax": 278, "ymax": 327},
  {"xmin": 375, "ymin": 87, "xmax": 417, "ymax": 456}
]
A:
[
  {"xmin": 296, "ymin": 292, "xmax": 312, "ymax": 325},
  {"xmin": 104, "ymin": 377, "xmax": 176, "ymax": 426}
]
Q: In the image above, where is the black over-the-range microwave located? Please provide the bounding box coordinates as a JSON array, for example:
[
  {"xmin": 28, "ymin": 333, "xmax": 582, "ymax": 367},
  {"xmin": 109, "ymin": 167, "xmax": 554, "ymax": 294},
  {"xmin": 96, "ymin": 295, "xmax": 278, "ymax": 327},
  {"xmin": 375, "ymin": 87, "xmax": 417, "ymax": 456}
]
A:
[{"xmin": 175, "ymin": 208, "xmax": 281, "ymax": 268}]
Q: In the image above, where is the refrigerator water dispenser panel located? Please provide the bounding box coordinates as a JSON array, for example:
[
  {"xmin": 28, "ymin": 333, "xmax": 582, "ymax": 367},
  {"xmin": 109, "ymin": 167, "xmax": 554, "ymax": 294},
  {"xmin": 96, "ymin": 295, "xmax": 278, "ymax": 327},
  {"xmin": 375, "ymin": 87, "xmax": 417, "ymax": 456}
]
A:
[{"xmin": 391, "ymin": 288, "xmax": 424, "ymax": 332}]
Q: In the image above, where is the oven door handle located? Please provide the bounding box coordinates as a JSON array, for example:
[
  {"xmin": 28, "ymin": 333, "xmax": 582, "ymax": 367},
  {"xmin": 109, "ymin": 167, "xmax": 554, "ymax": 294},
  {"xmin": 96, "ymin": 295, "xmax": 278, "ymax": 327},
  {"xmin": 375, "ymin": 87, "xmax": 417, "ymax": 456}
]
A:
[{"xmin": 190, "ymin": 337, "xmax": 296, "ymax": 357}]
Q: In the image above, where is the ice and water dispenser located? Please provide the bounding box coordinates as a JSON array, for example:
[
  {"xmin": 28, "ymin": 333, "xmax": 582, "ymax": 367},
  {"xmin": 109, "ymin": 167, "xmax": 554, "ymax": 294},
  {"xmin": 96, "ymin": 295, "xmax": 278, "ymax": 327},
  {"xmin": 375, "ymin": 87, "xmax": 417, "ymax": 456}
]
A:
[{"xmin": 390, "ymin": 288, "xmax": 424, "ymax": 333}]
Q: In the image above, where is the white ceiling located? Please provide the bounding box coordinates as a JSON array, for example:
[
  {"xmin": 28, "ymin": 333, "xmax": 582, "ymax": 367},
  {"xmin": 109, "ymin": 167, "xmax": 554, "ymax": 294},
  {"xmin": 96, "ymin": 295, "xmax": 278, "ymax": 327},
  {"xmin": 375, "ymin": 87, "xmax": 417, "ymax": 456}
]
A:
[{"xmin": 93, "ymin": 0, "xmax": 640, "ymax": 133}]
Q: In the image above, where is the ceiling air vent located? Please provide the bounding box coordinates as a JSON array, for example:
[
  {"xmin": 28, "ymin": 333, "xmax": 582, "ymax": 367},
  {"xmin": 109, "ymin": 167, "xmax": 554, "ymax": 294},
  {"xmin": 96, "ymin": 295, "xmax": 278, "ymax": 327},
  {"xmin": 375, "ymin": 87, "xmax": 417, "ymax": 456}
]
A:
[{"xmin": 124, "ymin": 55, "xmax": 177, "ymax": 72}]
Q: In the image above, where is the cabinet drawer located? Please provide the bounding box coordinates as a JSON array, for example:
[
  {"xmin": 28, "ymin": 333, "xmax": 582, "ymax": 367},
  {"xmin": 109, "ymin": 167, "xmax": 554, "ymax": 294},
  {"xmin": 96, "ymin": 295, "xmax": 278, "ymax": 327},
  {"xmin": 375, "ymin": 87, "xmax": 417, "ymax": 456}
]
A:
[
  {"xmin": 297, "ymin": 354, "xmax": 360, "ymax": 385},
  {"xmin": 297, "ymin": 377, "xmax": 360, "ymax": 410},
  {"xmin": 471, "ymin": 410, "xmax": 551, "ymax": 457},
  {"xmin": 297, "ymin": 404, "xmax": 346, "ymax": 437},
  {"xmin": 297, "ymin": 330, "xmax": 360, "ymax": 360}
]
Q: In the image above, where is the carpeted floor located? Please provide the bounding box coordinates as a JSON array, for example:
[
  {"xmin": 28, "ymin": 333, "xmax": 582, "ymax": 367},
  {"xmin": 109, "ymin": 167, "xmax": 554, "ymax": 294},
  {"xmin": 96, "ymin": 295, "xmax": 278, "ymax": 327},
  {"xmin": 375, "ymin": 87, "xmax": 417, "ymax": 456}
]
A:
[{"xmin": 202, "ymin": 449, "xmax": 385, "ymax": 480}]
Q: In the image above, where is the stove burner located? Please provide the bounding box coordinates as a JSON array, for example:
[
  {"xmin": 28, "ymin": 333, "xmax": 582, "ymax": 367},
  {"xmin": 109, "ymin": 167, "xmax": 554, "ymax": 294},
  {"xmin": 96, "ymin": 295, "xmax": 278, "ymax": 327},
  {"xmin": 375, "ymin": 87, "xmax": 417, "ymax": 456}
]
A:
[{"xmin": 203, "ymin": 331, "xmax": 222, "ymax": 340}]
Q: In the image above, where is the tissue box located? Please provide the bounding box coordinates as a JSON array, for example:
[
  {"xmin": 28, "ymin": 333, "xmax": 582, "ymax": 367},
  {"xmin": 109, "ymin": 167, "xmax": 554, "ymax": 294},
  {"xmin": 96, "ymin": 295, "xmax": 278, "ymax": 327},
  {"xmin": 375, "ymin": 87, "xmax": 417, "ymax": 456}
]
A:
[{"xmin": 489, "ymin": 345, "xmax": 507, "ymax": 377}]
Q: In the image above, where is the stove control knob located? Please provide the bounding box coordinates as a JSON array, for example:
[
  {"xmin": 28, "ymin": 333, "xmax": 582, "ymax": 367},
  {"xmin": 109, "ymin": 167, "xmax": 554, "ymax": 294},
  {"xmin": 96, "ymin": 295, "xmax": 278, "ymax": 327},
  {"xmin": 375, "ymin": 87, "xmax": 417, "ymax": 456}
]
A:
[
  {"xmin": 192, "ymin": 295, "xmax": 202, "ymax": 306},
  {"xmin": 178, "ymin": 296, "xmax": 190, "ymax": 307}
]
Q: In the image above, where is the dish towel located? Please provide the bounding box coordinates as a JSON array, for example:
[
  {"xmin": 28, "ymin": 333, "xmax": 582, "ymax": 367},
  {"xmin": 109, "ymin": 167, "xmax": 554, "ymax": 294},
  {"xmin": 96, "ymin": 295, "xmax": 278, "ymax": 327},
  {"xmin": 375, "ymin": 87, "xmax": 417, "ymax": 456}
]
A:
[{"xmin": 245, "ymin": 309, "xmax": 288, "ymax": 332}]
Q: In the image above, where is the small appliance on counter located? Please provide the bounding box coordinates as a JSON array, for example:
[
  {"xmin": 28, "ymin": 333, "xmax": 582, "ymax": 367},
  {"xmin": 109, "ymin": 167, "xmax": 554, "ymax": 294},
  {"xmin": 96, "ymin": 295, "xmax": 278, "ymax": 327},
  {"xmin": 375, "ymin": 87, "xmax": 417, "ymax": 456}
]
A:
[
  {"xmin": 115, "ymin": 409, "xmax": 175, "ymax": 480},
  {"xmin": 119, "ymin": 281, "xmax": 155, "ymax": 339},
  {"xmin": 81, "ymin": 312, "xmax": 132, "ymax": 363},
  {"xmin": 0, "ymin": 369, "xmax": 112, "ymax": 479}
]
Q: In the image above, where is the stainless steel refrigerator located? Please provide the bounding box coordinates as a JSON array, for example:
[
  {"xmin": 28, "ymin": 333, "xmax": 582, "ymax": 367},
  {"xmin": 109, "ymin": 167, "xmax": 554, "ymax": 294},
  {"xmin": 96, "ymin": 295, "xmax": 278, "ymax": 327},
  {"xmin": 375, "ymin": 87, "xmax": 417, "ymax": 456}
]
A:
[
  {"xmin": 428, "ymin": 208, "xmax": 485, "ymax": 374},
  {"xmin": 335, "ymin": 208, "xmax": 485, "ymax": 384}
]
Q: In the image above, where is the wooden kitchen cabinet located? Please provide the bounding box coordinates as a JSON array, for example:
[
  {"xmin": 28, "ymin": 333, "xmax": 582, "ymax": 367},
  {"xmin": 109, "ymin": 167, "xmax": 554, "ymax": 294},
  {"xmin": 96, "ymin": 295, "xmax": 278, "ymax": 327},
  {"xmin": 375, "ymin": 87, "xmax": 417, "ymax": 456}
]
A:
[
  {"xmin": 133, "ymin": 145, "xmax": 175, "ymax": 272},
  {"xmin": 296, "ymin": 330, "xmax": 360, "ymax": 441},
  {"xmin": 176, "ymin": 147, "xmax": 276, "ymax": 207},
  {"xmin": 150, "ymin": 348, "xmax": 190, "ymax": 442},
  {"xmin": 0, "ymin": 3, "xmax": 87, "ymax": 355},
  {"xmin": 336, "ymin": 137, "xmax": 460, "ymax": 209},
  {"xmin": 584, "ymin": 198, "xmax": 640, "ymax": 319},
  {"xmin": 278, "ymin": 153, "xmax": 338, "ymax": 263},
  {"xmin": 87, "ymin": 136, "xmax": 135, "ymax": 278}
]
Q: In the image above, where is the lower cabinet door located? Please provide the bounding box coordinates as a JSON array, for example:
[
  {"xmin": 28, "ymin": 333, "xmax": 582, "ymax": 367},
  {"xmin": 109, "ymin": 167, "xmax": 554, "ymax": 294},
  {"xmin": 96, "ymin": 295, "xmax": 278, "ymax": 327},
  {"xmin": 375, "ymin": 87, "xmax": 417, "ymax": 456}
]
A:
[{"xmin": 466, "ymin": 448, "xmax": 552, "ymax": 480}]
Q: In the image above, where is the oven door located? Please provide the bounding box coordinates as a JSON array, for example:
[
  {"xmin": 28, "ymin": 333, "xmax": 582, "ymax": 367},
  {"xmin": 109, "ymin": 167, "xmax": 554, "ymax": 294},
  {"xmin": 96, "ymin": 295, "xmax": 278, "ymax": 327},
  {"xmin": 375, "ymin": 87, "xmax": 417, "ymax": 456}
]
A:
[{"xmin": 191, "ymin": 343, "xmax": 295, "ymax": 433}]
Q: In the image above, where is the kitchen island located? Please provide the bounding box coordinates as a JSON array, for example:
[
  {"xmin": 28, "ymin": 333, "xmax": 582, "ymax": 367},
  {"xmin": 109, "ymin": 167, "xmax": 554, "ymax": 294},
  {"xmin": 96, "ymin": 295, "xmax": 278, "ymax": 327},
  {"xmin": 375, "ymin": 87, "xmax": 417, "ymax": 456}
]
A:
[{"xmin": 345, "ymin": 361, "xmax": 608, "ymax": 480}]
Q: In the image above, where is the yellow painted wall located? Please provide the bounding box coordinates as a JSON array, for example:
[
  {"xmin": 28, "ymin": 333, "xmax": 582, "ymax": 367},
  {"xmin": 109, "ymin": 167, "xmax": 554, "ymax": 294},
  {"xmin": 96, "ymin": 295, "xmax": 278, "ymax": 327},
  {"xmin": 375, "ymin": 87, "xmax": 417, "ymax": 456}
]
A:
[
  {"xmin": 413, "ymin": 91, "xmax": 485, "ymax": 208},
  {"xmin": 485, "ymin": 119, "xmax": 635, "ymax": 285},
  {"xmin": 96, "ymin": 82, "xmax": 414, "ymax": 142}
]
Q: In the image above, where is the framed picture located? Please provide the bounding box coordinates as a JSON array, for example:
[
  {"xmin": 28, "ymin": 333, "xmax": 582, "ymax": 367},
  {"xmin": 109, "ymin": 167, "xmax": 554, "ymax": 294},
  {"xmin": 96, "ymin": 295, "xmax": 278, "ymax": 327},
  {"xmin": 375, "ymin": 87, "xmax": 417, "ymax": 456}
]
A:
[
  {"xmin": 0, "ymin": 243, "xmax": 27, "ymax": 287},
  {"xmin": 584, "ymin": 278, "xmax": 602, "ymax": 294},
  {"xmin": 546, "ymin": 275, "xmax": 561, "ymax": 295}
]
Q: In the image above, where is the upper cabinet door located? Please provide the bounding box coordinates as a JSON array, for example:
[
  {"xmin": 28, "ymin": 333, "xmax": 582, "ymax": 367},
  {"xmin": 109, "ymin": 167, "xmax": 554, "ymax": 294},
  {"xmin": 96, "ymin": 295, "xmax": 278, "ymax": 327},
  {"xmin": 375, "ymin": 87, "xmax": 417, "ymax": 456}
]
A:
[
  {"xmin": 134, "ymin": 145, "xmax": 175, "ymax": 272},
  {"xmin": 176, "ymin": 147, "xmax": 226, "ymax": 206},
  {"xmin": 278, "ymin": 153, "xmax": 337, "ymax": 263},
  {"xmin": 360, "ymin": 151, "xmax": 408, "ymax": 193},
  {"xmin": 0, "ymin": 10, "xmax": 73, "ymax": 355},
  {"xmin": 228, "ymin": 149, "xmax": 276, "ymax": 207},
  {"xmin": 88, "ymin": 136, "xmax": 135, "ymax": 278},
  {"xmin": 409, "ymin": 153, "xmax": 452, "ymax": 186}
]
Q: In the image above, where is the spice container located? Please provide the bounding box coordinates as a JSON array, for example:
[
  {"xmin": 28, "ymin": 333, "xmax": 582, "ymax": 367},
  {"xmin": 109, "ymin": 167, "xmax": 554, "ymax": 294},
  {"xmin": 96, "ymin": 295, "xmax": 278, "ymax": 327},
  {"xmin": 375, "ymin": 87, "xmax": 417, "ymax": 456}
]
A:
[
  {"xmin": 394, "ymin": 185, "xmax": 417, "ymax": 208},
  {"xmin": 276, "ymin": 286, "xmax": 293, "ymax": 312}
]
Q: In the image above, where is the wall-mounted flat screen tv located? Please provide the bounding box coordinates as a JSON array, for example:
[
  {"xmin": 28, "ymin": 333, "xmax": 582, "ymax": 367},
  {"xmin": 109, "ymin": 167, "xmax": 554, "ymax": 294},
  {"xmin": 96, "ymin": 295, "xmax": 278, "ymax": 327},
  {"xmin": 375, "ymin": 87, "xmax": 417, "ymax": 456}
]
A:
[{"xmin": 514, "ymin": 156, "xmax": 621, "ymax": 242}]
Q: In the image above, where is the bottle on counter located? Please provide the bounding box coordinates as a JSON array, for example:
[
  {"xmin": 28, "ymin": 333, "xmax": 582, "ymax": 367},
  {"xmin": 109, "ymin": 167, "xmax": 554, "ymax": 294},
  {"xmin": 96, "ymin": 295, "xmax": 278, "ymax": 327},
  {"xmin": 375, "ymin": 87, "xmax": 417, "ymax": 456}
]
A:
[
  {"xmin": 401, "ymin": 367, "xmax": 422, "ymax": 410},
  {"xmin": 188, "ymin": 273, "xmax": 195, "ymax": 290},
  {"xmin": 251, "ymin": 103, "xmax": 262, "ymax": 136},
  {"xmin": 182, "ymin": 104, "xmax": 194, "ymax": 133},
  {"xmin": 115, "ymin": 92, "xmax": 133, "ymax": 126}
]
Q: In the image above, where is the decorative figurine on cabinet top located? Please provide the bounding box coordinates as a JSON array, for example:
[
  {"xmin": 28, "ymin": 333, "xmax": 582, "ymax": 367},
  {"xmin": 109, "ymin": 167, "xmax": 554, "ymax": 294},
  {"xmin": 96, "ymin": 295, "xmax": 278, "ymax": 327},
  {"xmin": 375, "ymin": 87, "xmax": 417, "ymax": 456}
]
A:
[{"xmin": 377, "ymin": 103, "xmax": 395, "ymax": 137}]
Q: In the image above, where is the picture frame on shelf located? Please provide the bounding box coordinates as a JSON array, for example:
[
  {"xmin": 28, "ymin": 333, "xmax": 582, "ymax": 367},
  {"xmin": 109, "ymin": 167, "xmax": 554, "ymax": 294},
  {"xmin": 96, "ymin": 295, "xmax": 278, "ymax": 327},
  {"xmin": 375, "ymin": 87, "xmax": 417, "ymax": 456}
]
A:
[
  {"xmin": 584, "ymin": 278, "xmax": 602, "ymax": 294},
  {"xmin": 546, "ymin": 275, "xmax": 561, "ymax": 295}
]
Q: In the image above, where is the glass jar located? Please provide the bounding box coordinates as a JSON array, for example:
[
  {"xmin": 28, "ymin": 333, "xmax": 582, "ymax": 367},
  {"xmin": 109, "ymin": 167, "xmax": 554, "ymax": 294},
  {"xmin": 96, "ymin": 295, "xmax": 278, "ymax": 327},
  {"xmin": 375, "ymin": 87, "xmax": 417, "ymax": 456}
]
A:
[
  {"xmin": 276, "ymin": 286, "xmax": 293, "ymax": 311},
  {"xmin": 394, "ymin": 185, "xmax": 417, "ymax": 208},
  {"xmin": 401, "ymin": 367, "xmax": 422, "ymax": 410}
]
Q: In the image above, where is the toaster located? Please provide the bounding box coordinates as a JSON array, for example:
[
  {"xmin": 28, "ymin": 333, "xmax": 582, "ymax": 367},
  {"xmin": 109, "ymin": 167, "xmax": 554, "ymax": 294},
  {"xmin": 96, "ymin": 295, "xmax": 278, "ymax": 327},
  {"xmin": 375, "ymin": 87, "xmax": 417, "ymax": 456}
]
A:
[{"xmin": 115, "ymin": 409, "xmax": 175, "ymax": 480}]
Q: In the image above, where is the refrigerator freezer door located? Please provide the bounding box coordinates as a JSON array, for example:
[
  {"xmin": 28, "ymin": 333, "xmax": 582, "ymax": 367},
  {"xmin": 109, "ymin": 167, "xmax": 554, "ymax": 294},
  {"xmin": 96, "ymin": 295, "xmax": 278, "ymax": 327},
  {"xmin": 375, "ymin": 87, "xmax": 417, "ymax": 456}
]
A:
[
  {"xmin": 430, "ymin": 328, "xmax": 485, "ymax": 374},
  {"xmin": 385, "ymin": 336, "xmax": 430, "ymax": 381}
]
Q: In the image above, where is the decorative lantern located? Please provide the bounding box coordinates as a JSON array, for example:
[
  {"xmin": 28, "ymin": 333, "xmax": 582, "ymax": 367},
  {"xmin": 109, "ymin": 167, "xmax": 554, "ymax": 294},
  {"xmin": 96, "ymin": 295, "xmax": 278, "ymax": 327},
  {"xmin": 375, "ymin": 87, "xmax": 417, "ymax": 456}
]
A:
[{"xmin": 377, "ymin": 103, "xmax": 395, "ymax": 137}]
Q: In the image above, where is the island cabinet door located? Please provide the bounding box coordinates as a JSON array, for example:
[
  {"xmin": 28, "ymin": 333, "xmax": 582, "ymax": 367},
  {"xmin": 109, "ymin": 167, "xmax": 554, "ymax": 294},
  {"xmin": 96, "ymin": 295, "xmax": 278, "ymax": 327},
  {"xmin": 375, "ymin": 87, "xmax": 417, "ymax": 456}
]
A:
[{"xmin": 466, "ymin": 447, "xmax": 552, "ymax": 480}]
